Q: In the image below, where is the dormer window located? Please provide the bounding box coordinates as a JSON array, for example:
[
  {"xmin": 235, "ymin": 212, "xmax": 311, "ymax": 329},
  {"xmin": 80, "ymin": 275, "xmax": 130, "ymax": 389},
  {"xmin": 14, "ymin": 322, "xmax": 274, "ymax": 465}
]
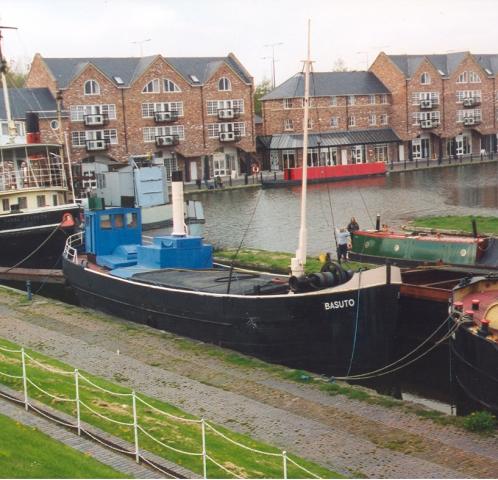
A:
[
  {"xmin": 84, "ymin": 80, "xmax": 100, "ymax": 95},
  {"xmin": 420, "ymin": 72, "xmax": 431, "ymax": 85},
  {"xmin": 142, "ymin": 79, "xmax": 160, "ymax": 93},
  {"xmin": 218, "ymin": 77, "xmax": 231, "ymax": 91},
  {"xmin": 164, "ymin": 79, "xmax": 181, "ymax": 92}
]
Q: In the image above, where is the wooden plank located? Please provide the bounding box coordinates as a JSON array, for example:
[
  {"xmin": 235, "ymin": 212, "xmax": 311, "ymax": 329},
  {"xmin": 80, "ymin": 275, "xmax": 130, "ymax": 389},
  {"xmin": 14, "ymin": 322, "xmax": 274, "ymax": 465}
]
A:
[{"xmin": 0, "ymin": 267, "xmax": 65, "ymax": 284}]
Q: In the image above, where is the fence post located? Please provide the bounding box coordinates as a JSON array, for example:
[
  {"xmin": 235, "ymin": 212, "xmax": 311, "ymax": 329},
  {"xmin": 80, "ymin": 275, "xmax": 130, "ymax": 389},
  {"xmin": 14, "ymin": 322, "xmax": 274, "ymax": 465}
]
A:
[
  {"xmin": 74, "ymin": 369, "xmax": 81, "ymax": 435},
  {"xmin": 201, "ymin": 418, "xmax": 207, "ymax": 479},
  {"xmin": 282, "ymin": 450, "xmax": 288, "ymax": 480},
  {"xmin": 21, "ymin": 348, "xmax": 28, "ymax": 411},
  {"xmin": 132, "ymin": 391, "xmax": 140, "ymax": 463}
]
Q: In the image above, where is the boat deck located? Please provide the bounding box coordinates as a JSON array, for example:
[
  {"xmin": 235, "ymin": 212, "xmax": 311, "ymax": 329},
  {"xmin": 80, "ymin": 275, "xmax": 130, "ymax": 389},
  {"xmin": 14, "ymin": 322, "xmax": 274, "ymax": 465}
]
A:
[{"xmin": 129, "ymin": 269, "xmax": 290, "ymax": 296}]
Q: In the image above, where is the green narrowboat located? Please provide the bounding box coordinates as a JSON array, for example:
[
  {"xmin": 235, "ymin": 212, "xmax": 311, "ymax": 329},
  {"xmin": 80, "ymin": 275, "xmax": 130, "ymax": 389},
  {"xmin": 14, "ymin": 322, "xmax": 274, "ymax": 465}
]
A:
[{"xmin": 350, "ymin": 230, "xmax": 498, "ymax": 269}]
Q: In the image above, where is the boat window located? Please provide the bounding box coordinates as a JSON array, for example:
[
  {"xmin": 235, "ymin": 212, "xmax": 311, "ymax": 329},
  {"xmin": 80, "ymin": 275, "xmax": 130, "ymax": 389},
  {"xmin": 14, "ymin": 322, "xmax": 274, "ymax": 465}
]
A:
[
  {"xmin": 2, "ymin": 199, "xmax": 9, "ymax": 211},
  {"xmin": 53, "ymin": 194, "xmax": 58, "ymax": 206},
  {"xmin": 100, "ymin": 214, "xmax": 112, "ymax": 230},
  {"xmin": 125, "ymin": 212, "xmax": 137, "ymax": 228},
  {"xmin": 114, "ymin": 214, "xmax": 124, "ymax": 229},
  {"xmin": 18, "ymin": 197, "xmax": 27, "ymax": 209},
  {"xmin": 37, "ymin": 195, "xmax": 46, "ymax": 208}
]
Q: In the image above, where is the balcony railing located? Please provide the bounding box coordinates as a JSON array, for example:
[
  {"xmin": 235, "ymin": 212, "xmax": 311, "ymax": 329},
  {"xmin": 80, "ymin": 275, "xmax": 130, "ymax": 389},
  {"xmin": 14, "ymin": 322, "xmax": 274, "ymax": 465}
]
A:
[
  {"xmin": 419, "ymin": 100, "xmax": 438, "ymax": 109},
  {"xmin": 217, "ymin": 108, "xmax": 240, "ymax": 120},
  {"xmin": 419, "ymin": 119, "xmax": 440, "ymax": 129},
  {"xmin": 84, "ymin": 114, "xmax": 109, "ymax": 127},
  {"xmin": 219, "ymin": 131, "xmax": 241, "ymax": 142},
  {"xmin": 462, "ymin": 97, "xmax": 481, "ymax": 108},
  {"xmin": 155, "ymin": 134, "xmax": 180, "ymax": 147},
  {"xmin": 154, "ymin": 111, "xmax": 179, "ymax": 123},
  {"xmin": 85, "ymin": 139, "xmax": 109, "ymax": 151},
  {"xmin": 462, "ymin": 116, "xmax": 481, "ymax": 126}
]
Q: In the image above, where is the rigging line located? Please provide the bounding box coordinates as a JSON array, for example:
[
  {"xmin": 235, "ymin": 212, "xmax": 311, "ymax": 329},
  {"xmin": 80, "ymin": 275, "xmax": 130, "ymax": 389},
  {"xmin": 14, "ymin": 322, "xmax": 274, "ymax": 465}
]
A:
[
  {"xmin": 333, "ymin": 318, "xmax": 462, "ymax": 381},
  {"xmin": 226, "ymin": 188, "xmax": 263, "ymax": 294},
  {"xmin": 341, "ymin": 313, "xmax": 455, "ymax": 380},
  {"xmin": 345, "ymin": 269, "xmax": 362, "ymax": 376}
]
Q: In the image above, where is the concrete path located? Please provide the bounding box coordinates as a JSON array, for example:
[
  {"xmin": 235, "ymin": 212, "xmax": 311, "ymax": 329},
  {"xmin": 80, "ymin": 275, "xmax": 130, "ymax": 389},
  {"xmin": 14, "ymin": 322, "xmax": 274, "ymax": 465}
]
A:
[{"xmin": 0, "ymin": 290, "xmax": 497, "ymax": 478}]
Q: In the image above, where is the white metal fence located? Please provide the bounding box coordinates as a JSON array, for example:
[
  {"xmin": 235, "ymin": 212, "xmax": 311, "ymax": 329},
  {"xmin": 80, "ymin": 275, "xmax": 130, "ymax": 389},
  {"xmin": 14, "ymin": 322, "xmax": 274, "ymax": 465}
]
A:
[{"xmin": 0, "ymin": 343, "xmax": 322, "ymax": 479}]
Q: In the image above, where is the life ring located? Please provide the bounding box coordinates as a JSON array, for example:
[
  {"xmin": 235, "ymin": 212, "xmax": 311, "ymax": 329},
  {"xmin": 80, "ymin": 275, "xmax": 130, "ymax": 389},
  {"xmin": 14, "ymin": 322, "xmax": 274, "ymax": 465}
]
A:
[{"xmin": 251, "ymin": 163, "xmax": 260, "ymax": 174}]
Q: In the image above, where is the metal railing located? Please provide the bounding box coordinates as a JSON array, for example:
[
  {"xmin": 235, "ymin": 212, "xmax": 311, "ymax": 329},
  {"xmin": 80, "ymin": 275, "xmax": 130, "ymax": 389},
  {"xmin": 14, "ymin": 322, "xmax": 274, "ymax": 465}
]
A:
[
  {"xmin": 63, "ymin": 231, "xmax": 83, "ymax": 264},
  {"xmin": 0, "ymin": 163, "xmax": 68, "ymax": 193},
  {"xmin": 389, "ymin": 151, "xmax": 496, "ymax": 172}
]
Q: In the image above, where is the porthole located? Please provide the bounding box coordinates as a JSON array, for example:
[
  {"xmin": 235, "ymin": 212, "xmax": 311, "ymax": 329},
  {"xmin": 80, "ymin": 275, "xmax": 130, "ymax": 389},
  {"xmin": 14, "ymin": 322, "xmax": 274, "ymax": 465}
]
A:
[
  {"xmin": 460, "ymin": 249, "xmax": 467, "ymax": 257},
  {"xmin": 50, "ymin": 120, "xmax": 59, "ymax": 130},
  {"xmin": 364, "ymin": 241, "xmax": 370, "ymax": 248},
  {"xmin": 394, "ymin": 244, "xmax": 400, "ymax": 252}
]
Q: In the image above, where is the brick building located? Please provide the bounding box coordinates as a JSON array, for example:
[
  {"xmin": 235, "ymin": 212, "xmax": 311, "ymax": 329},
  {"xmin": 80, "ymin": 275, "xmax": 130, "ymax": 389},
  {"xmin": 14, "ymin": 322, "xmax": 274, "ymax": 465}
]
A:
[
  {"xmin": 259, "ymin": 52, "xmax": 498, "ymax": 168},
  {"xmin": 370, "ymin": 52, "xmax": 498, "ymax": 160},
  {"xmin": 259, "ymin": 71, "xmax": 400, "ymax": 169},
  {"xmin": 25, "ymin": 53, "xmax": 256, "ymax": 189}
]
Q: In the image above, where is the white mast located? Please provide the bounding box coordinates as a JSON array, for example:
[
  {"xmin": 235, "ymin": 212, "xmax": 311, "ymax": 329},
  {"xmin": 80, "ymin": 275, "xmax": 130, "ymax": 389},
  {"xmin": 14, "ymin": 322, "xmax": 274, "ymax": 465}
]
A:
[
  {"xmin": 291, "ymin": 19, "xmax": 312, "ymax": 278},
  {"xmin": 0, "ymin": 26, "xmax": 18, "ymax": 144}
]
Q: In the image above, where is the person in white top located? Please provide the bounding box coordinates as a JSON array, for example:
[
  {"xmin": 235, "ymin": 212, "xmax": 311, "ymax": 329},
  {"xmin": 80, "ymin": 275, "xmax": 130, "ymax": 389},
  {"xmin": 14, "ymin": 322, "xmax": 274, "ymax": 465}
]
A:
[{"xmin": 336, "ymin": 227, "xmax": 351, "ymax": 263}]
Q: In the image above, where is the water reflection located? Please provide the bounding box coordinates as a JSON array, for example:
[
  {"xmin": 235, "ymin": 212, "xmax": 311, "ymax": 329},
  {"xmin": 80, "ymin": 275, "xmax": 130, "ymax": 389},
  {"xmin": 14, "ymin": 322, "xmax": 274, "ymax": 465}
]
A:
[{"xmin": 187, "ymin": 163, "xmax": 498, "ymax": 255}]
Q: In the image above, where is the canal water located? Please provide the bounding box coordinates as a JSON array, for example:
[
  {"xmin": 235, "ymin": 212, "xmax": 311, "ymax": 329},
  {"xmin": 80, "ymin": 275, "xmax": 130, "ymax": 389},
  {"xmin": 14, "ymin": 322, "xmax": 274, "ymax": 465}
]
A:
[
  {"xmin": 183, "ymin": 162, "xmax": 498, "ymax": 413},
  {"xmin": 188, "ymin": 162, "xmax": 498, "ymax": 256}
]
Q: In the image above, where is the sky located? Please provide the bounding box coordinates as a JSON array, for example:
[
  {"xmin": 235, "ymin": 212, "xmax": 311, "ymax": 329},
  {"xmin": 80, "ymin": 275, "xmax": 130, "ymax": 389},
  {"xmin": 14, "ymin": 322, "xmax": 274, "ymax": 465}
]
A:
[{"xmin": 3, "ymin": 0, "xmax": 498, "ymax": 86}]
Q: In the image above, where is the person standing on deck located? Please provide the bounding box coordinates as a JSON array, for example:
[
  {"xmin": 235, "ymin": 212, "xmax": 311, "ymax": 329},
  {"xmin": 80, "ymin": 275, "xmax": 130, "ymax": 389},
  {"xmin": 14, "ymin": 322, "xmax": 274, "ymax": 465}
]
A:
[
  {"xmin": 347, "ymin": 217, "xmax": 360, "ymax": 235},
  {"xmin": 336, "ymin": 227, "xmax": 351, "ymax": 263}
]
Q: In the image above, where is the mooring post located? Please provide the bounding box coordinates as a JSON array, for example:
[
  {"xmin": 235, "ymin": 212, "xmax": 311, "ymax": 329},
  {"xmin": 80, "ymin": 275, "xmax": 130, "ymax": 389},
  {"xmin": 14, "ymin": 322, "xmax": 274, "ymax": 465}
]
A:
[
  {"xmin": 21, "ymin": 348, "xmax": 29, "ymax": 411},
  {"xmin": 132, "ymin": 391, "xmax": 140, "ymax": 463},
  {"xmin": 74, "ymin": 369, "xmax": 81, "ymax": 435},
  {"xmin": 26, "ymin": 280, "xmax": 32, "ymax": 301}
]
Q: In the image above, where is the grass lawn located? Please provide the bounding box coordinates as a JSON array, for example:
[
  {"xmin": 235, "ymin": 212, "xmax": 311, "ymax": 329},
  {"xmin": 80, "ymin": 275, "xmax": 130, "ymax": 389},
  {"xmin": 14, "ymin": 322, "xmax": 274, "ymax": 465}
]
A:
[
  {"xmin": 214, "ymin": 247, "xmax": 369, "ymax": 274},
  {"xmin": 411, "ymin": 215, "xmax": 498, "ymax": 235},
  {"xmin": 0, "ymin": 337, "xmax": 342, "ymax": 479},
  {"xmin": 0, "ymin": 412, "xmax": 127, "ymax": 479}
]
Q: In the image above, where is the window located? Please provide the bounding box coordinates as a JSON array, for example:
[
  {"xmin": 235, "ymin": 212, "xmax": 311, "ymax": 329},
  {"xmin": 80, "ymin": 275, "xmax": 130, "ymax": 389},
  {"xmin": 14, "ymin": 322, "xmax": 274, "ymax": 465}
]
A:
[
  {"xmin": 282, "ymin": 150, "xmax": 296, "ymax": 169},
  {"xmin": 18, "ymin": 197, "xmax": 27, "ymax": 209},
  {"xmin": 348, "ymin": 115, "xmax": 356, "ymax": 127},
  {"xmin": 369, "ymin": 95, "xmax": 376, "ymax": 105},
  {"xmin": 70, "ymin": 104, "xmax": 116, "ymax": 122},
  {"xmin": 457, "ymin": 71, "xmax": 468, "ymax": 83},
  {"xmin": 1, "ymin": 121, "xmax": 24, "ymax": 136},
  {"xmin": 457, "ymin": 109, "xmax": 482, "ymax": 123},
  {"xmin": 84, "ymin": 80, "xmax": 100, "ymax": 95},
  {"xmin": 283, "ymin": 98, "xmax": 292, "ymax": 109},
  {"xmin": 206, "ymin": 99, "xmax": 244, "ymax": 115},
  {"xmin": 114, "ymin": 214, "xmax": 124, "ymax": 228},
  {"xmin": 412, "ymin": 111, "xmax": 440, "ymax": 125},
  {"xmin": 411, "ymin": 92, "xmax": 439, "ymax": 105},
  {"xmin": 420, "ymin": 72, "xmax": 431, "ymax": 85},
  {"xmin": 125, "ymin": 212, "xmax": 137, "ymax": 228},
  {"xmin": 347, "ymin": 95, "xmax": 355, "ymax": 106},
  {"xmin": 380, "ymin": 94, "xmax": 388, "ymax": 104},
  {"xmin": 456, "ymin": 90, "xmax": 481, "ymax": 102},
  {"xmin": 307, "ymin": 119, "xmax": 313, "ymax": 129},
  {"xmin": 142, "ymin": 78, "xmax": 160, "ymax": 93},
  {"xmin": 36, "ymin": 195, "xmax": 46, "ymax": 208},
  {"xmin": 374, "ymin": 144, "xmax": 389, "ymax": 162},
  {"xmin": 380, "ymin": 114, "xmax": 388, "ymax": 125},
  {"xmin": 100, "ymin": 214, "xmax": 112, "ymax": 230},
  {"xmin": 330, "ymin": 96, "xmax": 337, "ymax": 106},
  {"xmin": 163, "ymin": 78, "xmax": 181, "ymax": 92},
  {"xmin": 330, "ymin": 116, "xmax": 339, "ymax": 128},
  {"xmin": 207, "ymin": 122, "xmax": 245, "ymax": 138},
  {"xmin": 142, "ymin": 102, "xmax": 184, "ymax": 118},
  {"xmin": 284, "ymin": 119, "xmax": 294, "ymax": 131},
  {"xmin": 368, "ymin": 113, "xmax": 377, "ymax": 126},
  {"xmin": 143, "ymin": 125, "xmax": 185, "ymax": 142},
  {"xmin": 218, "ymin": 77, "xmax": 231, "ymax": 91},
  {"xmin": 71, "ymin": 129, "xmax": 118, "ymax": 147},
  {"xmin": 2, "ymin": 199, "xmax": 9, "ymax": 211},
  {"xmin": 469, "ymin": 71, "xmax": 481, "ymax": 83},
  {"xmin": 163, "ymin": 156, "xmax": 179, "ymax": 181},
  {"xmin": 53, "ymin": 195, "xmax": 58, "ymax": 206}
]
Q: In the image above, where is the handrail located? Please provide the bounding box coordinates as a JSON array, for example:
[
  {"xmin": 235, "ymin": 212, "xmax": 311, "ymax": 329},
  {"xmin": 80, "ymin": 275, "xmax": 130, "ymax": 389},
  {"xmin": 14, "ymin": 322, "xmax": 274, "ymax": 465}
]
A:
[{"xmin": 63, "ymin": 231, "xmax": 84, "ymax": 264}]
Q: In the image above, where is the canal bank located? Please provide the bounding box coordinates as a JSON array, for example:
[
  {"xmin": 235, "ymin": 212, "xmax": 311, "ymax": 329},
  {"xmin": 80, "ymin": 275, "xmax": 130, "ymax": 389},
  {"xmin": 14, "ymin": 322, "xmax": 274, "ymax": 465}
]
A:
[{"xmin": 0, "ymin": 287, "xmax": 497, "ymax": 478}]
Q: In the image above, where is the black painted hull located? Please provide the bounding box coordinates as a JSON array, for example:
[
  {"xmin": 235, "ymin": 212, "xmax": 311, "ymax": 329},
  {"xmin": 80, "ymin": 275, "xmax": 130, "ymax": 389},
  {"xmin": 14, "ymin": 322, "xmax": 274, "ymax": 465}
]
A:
[
  {"xmin": 451, "ymin": 324, "xmax": 498, "ymax": 415},
  {"xmin": 0, "ymin": 206, "xmax": 80, "ymax": 269},
  {"xmin": 63, "ymin": 259, "xmax": 400, "ymax": 376}
]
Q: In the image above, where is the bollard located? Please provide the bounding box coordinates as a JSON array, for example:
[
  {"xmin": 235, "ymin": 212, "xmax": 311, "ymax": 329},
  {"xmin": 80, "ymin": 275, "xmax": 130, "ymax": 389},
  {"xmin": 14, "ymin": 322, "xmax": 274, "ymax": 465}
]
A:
[{"xmin": 26, "ymin": 280, "xmax": 32, "ymax": 301}]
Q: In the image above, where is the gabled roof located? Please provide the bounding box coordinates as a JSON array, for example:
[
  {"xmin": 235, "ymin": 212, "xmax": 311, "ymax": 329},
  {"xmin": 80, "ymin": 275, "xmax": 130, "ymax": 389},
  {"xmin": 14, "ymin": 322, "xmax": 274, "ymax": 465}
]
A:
[
  {"xmin": 0, "ymin": 88, "xmax": 57, "ymax": 120},
  {"xmin": 473, "ymin": 54, "xmax": 498, "ymax": 75},
  {"xmin": 388, "ymin": 52, "xmax": 469, "ymax": 77},
  {"xmin": 261, "ymin": 71, "xmax": 389, "ymax": 100},
  {"xmin": 41, "ymin": 55, "xmax": 252, "ymax": 89}
]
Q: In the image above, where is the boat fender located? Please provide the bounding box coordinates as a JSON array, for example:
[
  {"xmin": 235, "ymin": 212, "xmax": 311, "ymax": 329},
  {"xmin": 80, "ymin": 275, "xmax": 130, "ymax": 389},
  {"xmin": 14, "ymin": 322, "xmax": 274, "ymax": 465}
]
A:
[
  {"xmin": 60, "ymin": 212, "xmax": 75, "ymax": 228},
  {"xmin": 308, "ymin": 272, "xmax": 336, "ymax": 289},
  {"xmin": 251, "ymin": 162, "xmax": 261, "ymax": 174},
  {"xmin": 289, "ymin": 275, "xmax": 313, "ymax": 293}
]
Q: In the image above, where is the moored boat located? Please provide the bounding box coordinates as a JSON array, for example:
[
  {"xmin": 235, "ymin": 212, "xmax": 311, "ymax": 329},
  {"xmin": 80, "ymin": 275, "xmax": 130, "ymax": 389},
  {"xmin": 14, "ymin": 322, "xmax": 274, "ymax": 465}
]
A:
[
  {"xmin": 449, "ymin": 275, "xmax": 498, "ymax": 415},
  {"xmin": 62, "ymin": 23, "xmax": 402, "ymax": 377}
]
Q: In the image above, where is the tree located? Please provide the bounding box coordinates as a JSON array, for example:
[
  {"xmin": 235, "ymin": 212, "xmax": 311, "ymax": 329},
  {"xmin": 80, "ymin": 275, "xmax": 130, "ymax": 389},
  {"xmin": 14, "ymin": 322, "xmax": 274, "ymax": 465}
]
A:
[
  {"xmin": 253, "ymin": 78, "xmax": 272, "ymax": 116},
  {"xmin": 2, "ymin": 59, "xmax": 27, "ymax": 88},
  {"xmin": 331, "ymin": 58, "xmax": 349, "ymax": 72}
]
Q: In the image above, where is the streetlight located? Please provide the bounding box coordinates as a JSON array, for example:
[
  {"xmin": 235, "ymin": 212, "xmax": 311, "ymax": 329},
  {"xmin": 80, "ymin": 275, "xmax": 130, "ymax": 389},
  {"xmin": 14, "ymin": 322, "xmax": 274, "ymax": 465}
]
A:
[
  {"xmin": 264, "ymin": 42, "xmax": 283, "ymax": 89},
  {"xmin": 132, "ymin": 38, "xmax": 151, "ymax": 56}
]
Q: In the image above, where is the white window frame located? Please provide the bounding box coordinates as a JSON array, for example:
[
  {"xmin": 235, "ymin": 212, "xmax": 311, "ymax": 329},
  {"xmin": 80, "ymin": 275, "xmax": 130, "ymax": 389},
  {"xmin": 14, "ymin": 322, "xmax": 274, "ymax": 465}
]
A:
[
  {"xmin": 368, "ymin": 113, "xmax": 377, "ymax": 126},
  {"xmin": 347, "ymin": 95, "xmax": 355, "ymax": 106},
  {"xmin": 84, "ymin": 80, "xmax": 100, "ymax": 96},
  {"xmin": 457, "ymin": 71, "xmax": 468, "ymax": 83},
  {"xmin": 70, "ymin": 104, "xmax": 116, "ymax": 122},
  {"xmin": 369, "ymin": 95, "xmax": 376, "ymax": 105},
  {"xmin": 142, "ymin": 78, "xmax": 160, "ymax": 94},
  {"xmin": 380, "ymin": 113, "xmax": 388, "ymax": 126},
  {"xmin": 141, "ymin": 102, "xmax": 184, "ymax": 118},
  {"xmin": 420, "ymin": 72, "xmax": 431, "ymax": 85},
  {"xmin": 469, "ymin": 71, "xmax": 481, "ymax": 83},
  {"xmin": 348, "ymin": 115, "xmax": 356, "ymax": 127},
  {"xmin": 283, "ymin": 98, "xmax": 292, "ymax": 109},
  {"xmin": 163, "ymin": 78, "xmax": 181, "ymax": 92},
  {"xmin": 284, "ymin": 119, "xmax": 294, "ymax": 131},
  {"xmin": 206, "ymin": 99, "xmax": 244, "ymax": 116},
  {"xmin": 143, "ymin": 125, "xmax": 185, "ymax": 143},
  {"xmin": 456, "ymin": 90, "xmax": 481, "ymax": 103},
  {"xmin": 218, "ymin": 77, "xmax": 231, "ymax": 91},
  {"xmin": 457, "ymin": 109, "xmax": 482, "ymax": 123},
  {"xmin": 207, "ymin": 122, "xmax": 246, "ymax": 138},
  {"xmin": 330, "ymin": 96, "xmax": 337, "ymax": 106},
  {"xmin": 411, "ymin": 92, "xmax": 439, "ymax": 105},
  {"xmin": 330, "ymin": 116, "xmax": 339, "ymax": 128},
  {"xmin": 412, "ymin": 111, "xmax": 441, "ymax": 126}
]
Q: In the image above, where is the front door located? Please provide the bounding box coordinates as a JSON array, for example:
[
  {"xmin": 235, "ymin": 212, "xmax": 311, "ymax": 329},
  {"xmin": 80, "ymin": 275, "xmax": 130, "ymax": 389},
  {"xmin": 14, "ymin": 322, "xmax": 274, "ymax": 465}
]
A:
[
  {"xmin": 190, "ymin": 161, "xmax": 198, "ymax": 181},
  {"xmin": 412, "ymin": 139, "xmax": 421, "ymax": 160},
  {"xmin": 421, "ymin": 138, "xmax": 430, "ymax": 159}
]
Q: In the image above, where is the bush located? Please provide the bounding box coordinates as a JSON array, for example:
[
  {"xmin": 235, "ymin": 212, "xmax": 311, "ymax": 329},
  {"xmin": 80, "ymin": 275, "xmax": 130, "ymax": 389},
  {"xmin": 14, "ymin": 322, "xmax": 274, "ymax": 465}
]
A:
[{"xmin": 463, "ymin": 411, "xmax": 497, "ymax": 433}]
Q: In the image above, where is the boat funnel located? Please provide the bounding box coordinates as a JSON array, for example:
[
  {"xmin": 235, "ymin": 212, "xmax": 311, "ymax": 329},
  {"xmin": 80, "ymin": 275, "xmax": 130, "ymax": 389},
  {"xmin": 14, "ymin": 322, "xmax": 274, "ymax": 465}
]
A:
[
  {"xmin": 26, "ymin": 111, "xmax": 41, "ymax": 144},
  {"xmin": 171, "ymin": 170, "xmax": 186, "ymax": 236}
]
